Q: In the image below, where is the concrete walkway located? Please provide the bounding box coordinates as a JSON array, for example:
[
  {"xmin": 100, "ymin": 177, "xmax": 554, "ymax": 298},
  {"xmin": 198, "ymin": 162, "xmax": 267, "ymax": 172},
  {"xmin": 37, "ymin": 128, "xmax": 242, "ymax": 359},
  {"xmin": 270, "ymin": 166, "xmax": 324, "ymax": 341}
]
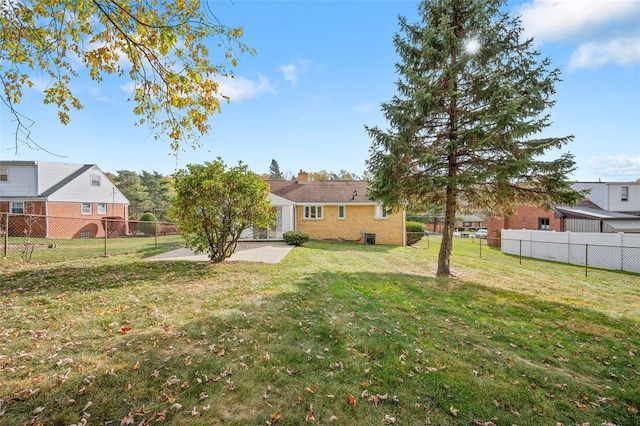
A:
[{"xmin": 147, "ymin": 241, "xmax": 294, "ymax": 264}]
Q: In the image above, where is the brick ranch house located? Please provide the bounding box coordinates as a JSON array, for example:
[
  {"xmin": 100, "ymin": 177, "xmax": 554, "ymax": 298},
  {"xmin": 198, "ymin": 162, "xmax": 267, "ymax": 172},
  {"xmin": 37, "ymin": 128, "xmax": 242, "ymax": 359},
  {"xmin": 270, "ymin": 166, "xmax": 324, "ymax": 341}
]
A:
[
  {"xmin": 0, "ymin": 161, "xmax": 129, "ymax": 238},
  {"xmin": 245, "ymin": 171, "xmax": 406, "ymax": 245}
]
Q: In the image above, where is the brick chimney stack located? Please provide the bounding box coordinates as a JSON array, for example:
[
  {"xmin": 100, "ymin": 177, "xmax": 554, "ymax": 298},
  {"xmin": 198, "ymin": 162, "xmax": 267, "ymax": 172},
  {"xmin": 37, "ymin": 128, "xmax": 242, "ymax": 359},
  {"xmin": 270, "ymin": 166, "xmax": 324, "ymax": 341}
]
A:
[{"xmin": 297, "ymin": 170, "xmax": 309, "ymax": 184}]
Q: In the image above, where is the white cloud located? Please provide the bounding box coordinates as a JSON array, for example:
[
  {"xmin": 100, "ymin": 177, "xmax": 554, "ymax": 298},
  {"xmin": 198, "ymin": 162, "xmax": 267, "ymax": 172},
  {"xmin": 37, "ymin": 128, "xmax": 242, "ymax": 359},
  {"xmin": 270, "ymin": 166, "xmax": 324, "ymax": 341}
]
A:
[
  {"xmin": 279, "ymin": 58, "xmax": 311, "ymax": 87},
  {"xmin": 518, "ymin": 0, "xmax": 640, "ymax": 42},
  {"xmin": 279, "ymin": 64, "xmax": 299, "ymax": 87},
  {"xmin": 517, "ymin": 0, "xmax": 640, "ymax": 68},
  {"xmin": 118, "ymin": 74, "xmax": 274, "ymax": 103},
  {"xmin": 217, "ymin": 73, "xmax": 275, "ymax": 102},
  {"xmin": 584, "ymin": 154, "xmax": 640, "ymax": 181},
  {"xmin": 569, "ymin": 36, "xmax": 640, "ymax": 69}
]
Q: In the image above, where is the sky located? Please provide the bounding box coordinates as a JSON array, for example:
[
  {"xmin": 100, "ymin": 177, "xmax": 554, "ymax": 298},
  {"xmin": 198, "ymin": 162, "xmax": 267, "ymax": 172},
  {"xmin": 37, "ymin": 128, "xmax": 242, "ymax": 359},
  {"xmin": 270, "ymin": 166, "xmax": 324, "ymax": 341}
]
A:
[{"xmin": 1, "ymin": 0, "xmax": 639, "ymax": 182}]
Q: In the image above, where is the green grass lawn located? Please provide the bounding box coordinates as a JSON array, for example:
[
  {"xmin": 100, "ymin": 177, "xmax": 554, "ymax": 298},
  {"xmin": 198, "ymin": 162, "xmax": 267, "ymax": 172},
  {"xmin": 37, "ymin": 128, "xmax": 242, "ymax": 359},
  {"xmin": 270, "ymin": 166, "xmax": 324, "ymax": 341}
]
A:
[
  {"xmin": 0, "ymin": 235, "xmax": 183, "ymax": 266},
  {"xmin": 1, "ymin": 237, "xmax": 638, "ymax": 425}
]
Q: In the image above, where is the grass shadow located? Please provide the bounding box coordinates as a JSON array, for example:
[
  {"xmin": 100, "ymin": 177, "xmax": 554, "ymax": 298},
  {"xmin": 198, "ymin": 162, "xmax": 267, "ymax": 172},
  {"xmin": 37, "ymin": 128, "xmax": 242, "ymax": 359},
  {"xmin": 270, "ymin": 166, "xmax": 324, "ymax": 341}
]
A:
[{"xmin": 2, "ymin": 263, "xmax": 638, "ymax": 425}]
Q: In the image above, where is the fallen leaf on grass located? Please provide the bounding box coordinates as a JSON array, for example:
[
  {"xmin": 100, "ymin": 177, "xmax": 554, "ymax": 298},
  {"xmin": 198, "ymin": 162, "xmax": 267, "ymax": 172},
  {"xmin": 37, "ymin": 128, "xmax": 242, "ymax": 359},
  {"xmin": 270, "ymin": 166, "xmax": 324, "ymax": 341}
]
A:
[
  {"xmin": 305, "ymin": 404, "xmax": 315, "ymax": 422},
  {"xmin": 119, "ymin": 412, "xmax": 134, "ymax": 425},
  {"xmin": 56, "ymin": 357, "xmax": 74, "ymax": 367},
  {"xmin": 382, "ymin": 414, "xmax": 396, "ymax": 424},
  {"xmin": 349, "ymin": 394, "xmax": 357, "ymax": 407},
  {"xmin": 118, "ymin": 326, "xmax": 132, "ymax": 335},
  {"xmin": 266, "ymin": 409, "xmax": 282, "ymax": 425},
  {"xmin": 450, "ymin": 406, "xmax": 459, "ymax": 416}
]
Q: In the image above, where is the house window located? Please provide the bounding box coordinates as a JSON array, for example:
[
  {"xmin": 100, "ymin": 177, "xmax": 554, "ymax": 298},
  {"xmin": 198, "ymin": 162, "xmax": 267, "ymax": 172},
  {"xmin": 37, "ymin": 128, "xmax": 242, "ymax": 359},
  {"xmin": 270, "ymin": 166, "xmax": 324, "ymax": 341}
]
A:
[
  {"xmin": 90, "ymin": 174, "xmax": 101, "ymax": 187},
  {"xmin": 0, "ymin": 168, "xmax": 8, "ymax": 182},
  {"xmin": 10, "ymin": 201, "xmax": 24, "ymax": 214},
  {"xmin": 621, "ymin": 186, "xmax": 629, "ymax": 202},
  {"xmin": 97, "ymin": 203, "xmax": 107, "ymax": 215},
  {"xmin": 337, "ymin": 205, "xmax": 346, "ymax": 219},
  {"xmin": 538, "ymin": 217, "xmax": 550, "ymax": 230},
  {"xmin": 82, "ymin": 203, "xmax": 92, "ymax": 215},
  {"xmin": 375, "ymin": 205, "xmax": 389, "ymax": 219},
  {"xmin": 304, "ymin": 205, "xmax": 323, "ymax": 219}
]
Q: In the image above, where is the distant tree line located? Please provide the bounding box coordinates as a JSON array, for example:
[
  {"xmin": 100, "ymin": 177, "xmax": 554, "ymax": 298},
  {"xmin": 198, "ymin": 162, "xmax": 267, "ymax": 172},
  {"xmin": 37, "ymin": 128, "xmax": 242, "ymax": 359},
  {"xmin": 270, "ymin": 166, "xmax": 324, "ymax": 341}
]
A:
[
  {"xmin": 107, "ymin": 170, "xmax": 174, "ymax": 221},
  {"xmin": 265, "ymin": 159, "xmax": 365, "ymax": 181}
]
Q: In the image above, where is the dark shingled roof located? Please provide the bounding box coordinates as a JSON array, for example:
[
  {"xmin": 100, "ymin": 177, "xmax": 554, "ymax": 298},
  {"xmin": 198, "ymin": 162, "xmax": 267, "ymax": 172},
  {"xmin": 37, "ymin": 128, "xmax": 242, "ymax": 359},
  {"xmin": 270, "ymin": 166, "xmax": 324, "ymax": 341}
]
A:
[{"xmin": 267, "ymin": 180, "xmax": 373, "ymax": 204}]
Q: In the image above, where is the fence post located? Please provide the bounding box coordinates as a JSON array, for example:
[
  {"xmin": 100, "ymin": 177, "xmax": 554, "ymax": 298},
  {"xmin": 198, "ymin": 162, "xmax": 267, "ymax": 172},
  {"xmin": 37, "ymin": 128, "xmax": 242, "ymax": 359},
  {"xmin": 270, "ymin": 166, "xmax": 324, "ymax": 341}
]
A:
[
  {"xmin": 585, "ymin": 244, "xmax": 589, "ymax": 277},
  {"xmin": 104, "ymin": 219, "xmax": 108, "ymax": 257},
  {"xmin": 3, "ymin": 212, "xmax": 8, "ymax": 257},
  {"xmin": 155, "ymin": 221, "xmax": 158, "ymax": 248},
  {"xmin": 519, "ymin": 239, "xmax": 522, "ymax": 264},
  {"xmin": 479, "ymin": 237, "xmax": 482, "ymax": 258}
]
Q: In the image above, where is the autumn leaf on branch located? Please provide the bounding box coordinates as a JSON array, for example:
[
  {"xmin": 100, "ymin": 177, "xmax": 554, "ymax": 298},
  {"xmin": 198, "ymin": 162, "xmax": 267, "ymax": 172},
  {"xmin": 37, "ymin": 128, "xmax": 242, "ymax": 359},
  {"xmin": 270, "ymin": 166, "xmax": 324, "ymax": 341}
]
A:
[{"xmin": 1, "ymin": 0, "xmax": 256, "ymax": 152}]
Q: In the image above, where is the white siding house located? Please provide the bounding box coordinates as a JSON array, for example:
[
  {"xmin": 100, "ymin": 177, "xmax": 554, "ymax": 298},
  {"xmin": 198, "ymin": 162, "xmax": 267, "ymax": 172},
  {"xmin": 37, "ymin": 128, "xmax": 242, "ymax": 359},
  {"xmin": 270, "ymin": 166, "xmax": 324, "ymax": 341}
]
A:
[
  {"xmin": 0, "ymin": 161, "xmax": 129, "ymax": 238},
  {"xmin": 572, "ymin": 182, "xmax": 640, "ymax": 214}
]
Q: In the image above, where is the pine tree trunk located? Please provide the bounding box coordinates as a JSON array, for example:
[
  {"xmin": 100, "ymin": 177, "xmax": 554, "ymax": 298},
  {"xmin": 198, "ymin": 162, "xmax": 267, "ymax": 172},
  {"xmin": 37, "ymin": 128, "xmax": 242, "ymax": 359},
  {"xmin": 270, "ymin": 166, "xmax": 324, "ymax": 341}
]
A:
[{"xmin": 437, "ymin": 184, "xmax": 457, "ymax": 277}]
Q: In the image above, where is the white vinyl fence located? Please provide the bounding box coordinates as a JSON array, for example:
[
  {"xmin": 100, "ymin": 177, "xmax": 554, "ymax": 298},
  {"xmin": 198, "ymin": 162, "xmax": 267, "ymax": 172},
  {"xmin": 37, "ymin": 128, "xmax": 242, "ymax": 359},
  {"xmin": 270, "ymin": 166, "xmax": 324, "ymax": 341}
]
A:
[{"xmin": 501, "ymin": 230, "xmax": 640, "ymax": 274}]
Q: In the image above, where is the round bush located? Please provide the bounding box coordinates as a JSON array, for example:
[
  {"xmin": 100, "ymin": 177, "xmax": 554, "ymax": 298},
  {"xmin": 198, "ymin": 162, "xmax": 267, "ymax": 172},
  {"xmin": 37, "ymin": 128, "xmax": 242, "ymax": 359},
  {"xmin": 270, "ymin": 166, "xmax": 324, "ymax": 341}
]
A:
[
  {"xmin": 283, "ymin": 230, "xmax": 310, "ymax": 246},
  {"xmin": 139, "ymin": 212, "xmax": 161, "ymax": 236},
  {"xmin": 406, "ymin": 221, "xmax": 425, "ymax": 245}
]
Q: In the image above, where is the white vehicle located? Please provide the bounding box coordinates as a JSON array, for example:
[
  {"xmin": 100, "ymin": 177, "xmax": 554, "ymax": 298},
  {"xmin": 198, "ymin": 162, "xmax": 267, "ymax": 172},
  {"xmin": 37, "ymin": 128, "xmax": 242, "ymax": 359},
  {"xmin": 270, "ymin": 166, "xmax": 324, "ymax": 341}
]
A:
[{"xmin": 475, "ymin": 228, "xmax": 488, "ymax": 238}]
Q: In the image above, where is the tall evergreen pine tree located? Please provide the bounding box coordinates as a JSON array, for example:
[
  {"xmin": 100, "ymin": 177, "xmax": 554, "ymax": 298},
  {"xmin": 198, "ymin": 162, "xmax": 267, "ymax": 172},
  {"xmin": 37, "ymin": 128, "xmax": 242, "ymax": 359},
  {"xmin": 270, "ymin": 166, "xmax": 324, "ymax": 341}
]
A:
[{"xmin": 366, "ymin": 0, "xmax": 582, "ymax": 277}]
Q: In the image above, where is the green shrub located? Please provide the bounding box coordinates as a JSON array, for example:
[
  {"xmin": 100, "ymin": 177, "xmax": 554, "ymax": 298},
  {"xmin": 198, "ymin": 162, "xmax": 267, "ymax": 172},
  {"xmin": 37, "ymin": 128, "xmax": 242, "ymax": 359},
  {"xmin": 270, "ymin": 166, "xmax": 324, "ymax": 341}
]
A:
[
  {"xmin": 138, "ymin": 212, "xmax": 161, "ymax": 236},
  {"xmin": 283, "ymin": 230, "xmax": 310, "ymax": 246},
  {"xmin": 406, "ymin": 221, "xmax": 425, "ymax": 245}
]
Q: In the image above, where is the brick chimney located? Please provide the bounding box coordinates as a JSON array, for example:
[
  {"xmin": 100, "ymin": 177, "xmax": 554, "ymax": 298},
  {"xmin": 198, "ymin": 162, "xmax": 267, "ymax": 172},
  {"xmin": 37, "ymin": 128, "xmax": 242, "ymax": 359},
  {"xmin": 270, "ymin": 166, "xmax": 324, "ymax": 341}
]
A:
[{"xmin": 297, "ymin": 169, "xmax": 309, "ymax": 184}]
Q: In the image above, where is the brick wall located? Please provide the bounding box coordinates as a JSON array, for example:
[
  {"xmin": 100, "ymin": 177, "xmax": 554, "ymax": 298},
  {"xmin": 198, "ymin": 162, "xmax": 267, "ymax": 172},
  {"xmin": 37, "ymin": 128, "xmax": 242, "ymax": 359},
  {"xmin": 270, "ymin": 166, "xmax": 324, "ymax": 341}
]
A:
[
  {"xmin": 487, "ymin": 205, "xmax": 561, "ymax": 246},
  {"xmin": 1, "ymin": 201, "xmax": 129, "ymax": 239},
  {"xmin": 296, "ymin": 204, "xmax": 405, "ymax": 245}
]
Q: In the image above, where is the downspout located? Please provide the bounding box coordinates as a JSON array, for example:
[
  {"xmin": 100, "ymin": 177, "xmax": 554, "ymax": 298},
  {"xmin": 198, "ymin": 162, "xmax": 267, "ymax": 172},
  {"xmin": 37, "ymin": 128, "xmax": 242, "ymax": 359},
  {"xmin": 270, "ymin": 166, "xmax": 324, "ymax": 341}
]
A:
[
  {"xmin": 402, "ymin": 208, "xmax": 407, "ymax": 246},
  {"xmin": 293, "ymin": 204, "xmax": 297, "ymax": 231}
]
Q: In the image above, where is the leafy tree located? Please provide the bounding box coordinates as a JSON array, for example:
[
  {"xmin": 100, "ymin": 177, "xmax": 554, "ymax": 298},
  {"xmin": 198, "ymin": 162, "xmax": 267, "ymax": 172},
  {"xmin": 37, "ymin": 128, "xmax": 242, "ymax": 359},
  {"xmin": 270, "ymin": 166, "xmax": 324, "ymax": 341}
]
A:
[
  {"xmin": 140, "ymin": 171, "xmax": 172, "ymax": 220},
  {"xmin": 170, "ymin": 159, "xmax": 275, "ymax": 263},
  {"xmin": 366, "ymin": 0, "xmax": 582, "ymax": 277},
  {"xmin": 268, "ymin": 159, "xmax": 285, "ymax": 180},
  {"xmin": 308, "ymin": 170, "xmax": 362, "ymax": 181},
  {"xmin": 115, "ymin": 170, "xmax": 150, "ymax": 219},
  {"xmin": 1, "ymin": 0, "xmax": 253, "ymax": 152}
]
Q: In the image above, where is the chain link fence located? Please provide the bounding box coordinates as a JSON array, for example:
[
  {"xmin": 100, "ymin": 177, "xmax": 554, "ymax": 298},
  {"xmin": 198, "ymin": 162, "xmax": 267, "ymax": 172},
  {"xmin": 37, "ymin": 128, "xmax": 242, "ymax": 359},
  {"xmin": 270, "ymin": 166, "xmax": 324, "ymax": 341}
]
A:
[
  {"xmin": 483, "ymin": 236, "xmax": 640, "ymax": 284},
  {"xmin": 1, "ymin": 213, "xmax": 182, "ymax": 267},
  {"xmin": 406, "ymin": 231, "xmax": 639, "ymax": 284}
]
